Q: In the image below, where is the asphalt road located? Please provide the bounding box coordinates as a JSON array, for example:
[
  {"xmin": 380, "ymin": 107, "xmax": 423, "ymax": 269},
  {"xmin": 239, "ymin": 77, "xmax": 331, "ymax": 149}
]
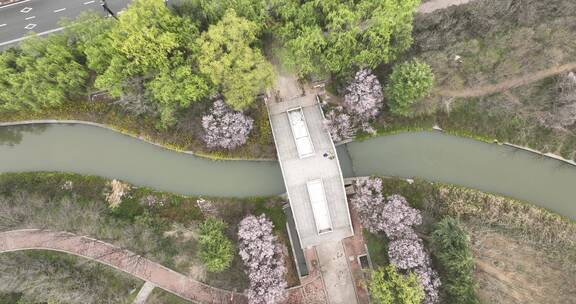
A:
[{"xmin": 0, "ymin": 0, "xmax": 132, "ymax": 49}]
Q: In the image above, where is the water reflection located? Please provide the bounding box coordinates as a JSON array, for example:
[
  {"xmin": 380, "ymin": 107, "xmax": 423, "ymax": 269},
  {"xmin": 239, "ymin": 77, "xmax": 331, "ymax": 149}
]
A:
[{"xmin": 0, "ymin": 125, "xmax": 48, "ymax": 146}]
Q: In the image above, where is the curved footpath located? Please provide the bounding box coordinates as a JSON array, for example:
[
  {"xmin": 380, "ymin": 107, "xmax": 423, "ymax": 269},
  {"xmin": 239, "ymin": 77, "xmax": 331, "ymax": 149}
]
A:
[
  {"xmin": 436, "ymin": 63, "xmax": 576, "ymax": 98},
  {"xmin": 0, "ymin": 229, "xmax": 247, "ymax": 304}
]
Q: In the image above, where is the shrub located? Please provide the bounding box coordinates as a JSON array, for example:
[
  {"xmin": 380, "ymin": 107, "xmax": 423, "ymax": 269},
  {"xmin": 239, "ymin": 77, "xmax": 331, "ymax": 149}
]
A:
[
  {"xmin": 431, "ymin": 217, "xmax": 479, "ymax": 304},
  {"xmin": 104, "ymin": 179, "xmax": 130, "ymax": 209},
  {"xmin": 368, "ymin": 265, "xmax": 424, "ymax": 304},
  {"xmin": 386, "ymin": 60, "xmax": 434, "ymax": 116},
  {"xmin": 238, "ymin": 214, "xmax": 286, "ymax": 304},
  {"xmin": 202, "ymin": 99, "xmax": 254, "ymax": 150},
  {"xmin": 198, "ymin": 218, "xmax": 234, "ymax": 273}
]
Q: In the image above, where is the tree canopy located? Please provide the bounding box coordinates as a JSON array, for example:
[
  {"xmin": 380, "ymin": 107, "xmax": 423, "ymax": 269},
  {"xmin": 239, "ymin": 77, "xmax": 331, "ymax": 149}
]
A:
[
  {"xmin": 368, "ymin": 265, "xmax": 424, "ymax": 304},
  {"xmin": 68, "ymin": 0, "xmax": 213, "ymax": 126},
  {"xmin": 0, "ymin": 34, "xmax": 88, "ymax": 112},
  {"xmin": 271, "ymin": 0, "xmax": 421, "ymax": 77},
  {"xmin": 198, "ymin": 10, "xmax": 274, "ymax": 110},
  {"xmin": 431, "ymin": 217, "xmax": 479, "ymax": 304},
  {"xmin": 386, "ymin": 59, "xmax": 434, "ymax": 116}
]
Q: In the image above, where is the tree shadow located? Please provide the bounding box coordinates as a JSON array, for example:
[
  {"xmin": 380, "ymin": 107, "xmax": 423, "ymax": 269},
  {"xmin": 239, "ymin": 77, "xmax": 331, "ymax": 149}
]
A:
[{"xmin": 0, "ymin": 125, "xmax": 49, "ymax": 146}]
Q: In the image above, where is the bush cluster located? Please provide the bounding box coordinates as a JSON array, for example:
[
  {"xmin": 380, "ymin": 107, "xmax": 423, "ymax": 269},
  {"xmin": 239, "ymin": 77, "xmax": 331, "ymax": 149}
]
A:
[
  {"xmin": 431, "ymin": 217, "xmax": 479, "ymax": 304},
  {"xmin": 198, "ymin": 217, "xmax": 234, "ymax": 273}
]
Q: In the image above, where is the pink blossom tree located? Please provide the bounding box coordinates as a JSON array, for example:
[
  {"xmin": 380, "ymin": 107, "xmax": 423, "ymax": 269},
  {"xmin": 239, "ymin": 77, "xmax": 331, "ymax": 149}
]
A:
[
  {"xmin": 350, "ymin": 177, "xmax": 385, "ymax": 233},
  {"xmin": 324, "ymin": 69, "xmax": 383, "ymax": 142},
  {"xmin": 238, "ymin": 214, "xmax": 287, "ymax": 304},
  {"xmin": 351, "ymin": 181, "xmax": 441, "ymax": 304},
  {"xmin": 202, "ymin": 99, "xmax": 254, "ymax": 150},
  {"xmin": 343, "ymin": 69, "xmax": 384, "ymax": 121},
  {"xmin": 414, "ymin": 261, "xmax": 442, "ymax": 304},
  {"xmin": 381, "ymin": 195, "xmax": 423, "ymax": 240},
  {"xmin": 324, "ymin": 107, "xmax": 356, "ymax": 142},
  {"xmin": 388, "ymin": 238, "xmax": 427, "ymax": 270}
]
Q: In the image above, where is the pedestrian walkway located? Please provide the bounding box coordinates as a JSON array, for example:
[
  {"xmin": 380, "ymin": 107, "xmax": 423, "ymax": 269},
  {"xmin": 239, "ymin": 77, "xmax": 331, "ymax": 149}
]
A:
[
  {"xmin": 0, "ymin": 229, "xmax": 246, "ymax": 304},
  {"xmin": 133, "ymin": 281, "xmax": 156, "ymax": 304},
  {"xmin": 266, "ymin": 72, "xmax": 357, "ymax": 304}
]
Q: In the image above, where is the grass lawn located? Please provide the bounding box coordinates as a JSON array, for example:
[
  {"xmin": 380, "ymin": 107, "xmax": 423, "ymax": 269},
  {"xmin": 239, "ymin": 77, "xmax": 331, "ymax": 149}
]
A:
[
  {"xmin": 363, "ymin": 230, "xmax": 388, "ymax": 268},
  {"xmin": 146, "ymin": 288, "xmax": 193, "ymax": 304}
]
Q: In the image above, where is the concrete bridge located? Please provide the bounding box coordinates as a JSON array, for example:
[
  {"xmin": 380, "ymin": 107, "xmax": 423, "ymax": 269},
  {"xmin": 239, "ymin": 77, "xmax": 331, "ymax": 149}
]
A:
[{"xmin": 266, "ymin": 73, "xmax": 359, "ymax": 304}]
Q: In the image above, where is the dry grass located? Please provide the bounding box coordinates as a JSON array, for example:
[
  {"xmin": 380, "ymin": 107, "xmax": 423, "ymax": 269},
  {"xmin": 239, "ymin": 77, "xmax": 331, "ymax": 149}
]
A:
[
  {"xmin": 0, "ymin": 172, "xmax": 298, "ymax": 294},
  {"xmin": 466, "ymin": 223, "xmax": 576, "ymax": 304},
  {"xmin": 0, "ymin": 250, "xmax": 141, "ymax": 303},
  {"xmin": 429, "ymin": 186, "xmax": 576, "ymax": 249},
  {"xmin": 379, "ymin": 177, "xmax": 576, "ymax": 304}
]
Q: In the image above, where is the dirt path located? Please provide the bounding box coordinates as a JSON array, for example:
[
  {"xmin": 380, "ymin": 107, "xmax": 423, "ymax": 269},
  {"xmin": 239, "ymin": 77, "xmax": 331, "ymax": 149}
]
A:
[
  {"xmin": 0, "ymin": 229, "xmax": 247, "ymax": 304},
  {"xmin": 437, "ymin": 63, "xmax": 576, "ymax": 98},
  {"xmin": 417, "ymin": 0, "xmax": 475, "ymax": 14}
]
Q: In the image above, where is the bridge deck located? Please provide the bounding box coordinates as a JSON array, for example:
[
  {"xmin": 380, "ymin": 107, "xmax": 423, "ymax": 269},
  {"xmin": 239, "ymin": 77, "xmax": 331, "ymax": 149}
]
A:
[{"xmin": 267, "ymin": 93, "xmax": 353, "ymax": 248}]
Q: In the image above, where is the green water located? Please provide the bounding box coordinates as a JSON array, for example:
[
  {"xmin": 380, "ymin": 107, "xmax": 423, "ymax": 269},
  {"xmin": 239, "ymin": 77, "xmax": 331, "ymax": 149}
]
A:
[
  {"xmin": 0, "ymin": 124, "xmax": 574, "ymax": 219},
  {"xmin": 0, "ymin": 124, "xmax": 284, "ymax": 197}
]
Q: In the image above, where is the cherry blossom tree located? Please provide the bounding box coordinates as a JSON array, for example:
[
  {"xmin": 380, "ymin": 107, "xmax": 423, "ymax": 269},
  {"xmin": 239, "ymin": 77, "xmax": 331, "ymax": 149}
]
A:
[
  {"xmin": 344, "ymin": 69, "xmax": 384, "ymax": 121},
  {"xmin": 324, "ymin": 69, "xmax": 382, "ymax": 142},
  {"xmin": 414, "ymin": 261, "xmax": 442, "ymax": 304},
  {"xmin": 381, "ymin": 195, "xmax": 423, "ymax": 240},
  {"xmin": 351, "ymin": 181, "xmax": 440, "ymax": 304},
  {"xmin": 238, "ymin": 214, "xmax": 287, "ymax": 304},
  {"xmin": 202, "ymin": 99, "xmax": 254, "ymax": 150},
  {"xmin": 350, "ymin": 177, "xmax": 385, "ymax": 233},
  {"xmin": 324, "ymin": 106, "xmax": 356, "ymax": 142}
]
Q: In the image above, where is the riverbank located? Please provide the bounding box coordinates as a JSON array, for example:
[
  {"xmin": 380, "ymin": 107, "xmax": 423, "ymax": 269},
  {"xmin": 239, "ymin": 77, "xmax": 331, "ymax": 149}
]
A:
[
  {"xmin": 367, "ymin": 177, "xmax": 576, "ymax": 303},
  {"xmin": 393, "ymin": 0, "xmax": 576, "ymax": 161},
  {"xmin": 0, "ymin": 172, "xmax": 299, "ymax": 299},
  {"xmin": 0, "ymin": 100, "xmax": 277, "ymax": 161}
]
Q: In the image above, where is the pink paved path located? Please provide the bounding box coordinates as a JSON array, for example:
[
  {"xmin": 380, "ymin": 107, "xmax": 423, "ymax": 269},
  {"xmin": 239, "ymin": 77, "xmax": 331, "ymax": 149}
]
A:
[{"xmin": 0, "ymin": 229, "xmax": 247, "ymax": 304}]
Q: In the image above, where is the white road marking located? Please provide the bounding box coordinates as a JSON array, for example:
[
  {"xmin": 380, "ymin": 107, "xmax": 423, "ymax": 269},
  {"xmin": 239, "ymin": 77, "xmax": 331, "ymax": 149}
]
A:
[
  {"xmin": 0, "ymin": 0, "xmax": 31, "ymax": 10},
  {"xmin": 83, "ymin": 0, "xmax": 95, "ymax": 4},
  {"xmin": 25, "ymin": 16, "xmax": 35, "ymax": 20},
  {"xmin": 0, "ymin": 27, "xmax": 65, "ymax": 47},
  {"xmin": 53, "ymin": 8, "xmax": 66, "ymax": 13},
  {"xmin": 24, "ymin": 23, "xmax": 36, "ymax": 30},
  {"xmin": 0, "ymin": 24, "xmax": 6, "ymax": 28},
  {"xmin": 20, "ymin": 7, "xmax": 32, "ymax": 13}
]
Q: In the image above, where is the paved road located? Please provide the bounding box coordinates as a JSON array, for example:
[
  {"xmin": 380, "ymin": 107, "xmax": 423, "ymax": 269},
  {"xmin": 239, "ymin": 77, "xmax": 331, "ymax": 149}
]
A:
[{"xmin": 0, "ymin": 0, "xmax": 131, "ymax": 49}]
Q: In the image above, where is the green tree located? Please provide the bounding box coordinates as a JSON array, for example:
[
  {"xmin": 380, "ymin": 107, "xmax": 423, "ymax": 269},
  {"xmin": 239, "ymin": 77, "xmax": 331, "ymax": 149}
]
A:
[
  {"xmin": 431, "ymin": 217, "xmax": 479, "ymax": 304},
  {"xmin": 198, "ymin": 0, "xmax": 269, "ymax": 27},
  {"xmin": 198, "ymin": 9, "xmax": 274, "ymax": 110},
  {"xmin": 271, "ymin": 0, "xmax": 421, "ymax": 77},
  {"xmin": 368, "ymin": 265, "xmax": 424, "ymax": 304},
  {"xmin": 0, "ymin": 34, "xmax": 88, "ymax": 112},
  {"xmin": 386, "ymin": 59, "xmax": 434, "ymax": 116},
  {"xmin": 71, "ymin": 0, "xmax": 212, "ymax": 126},
  {"xmin": 198, "ymin": 218, "xmax": 234, "ymax": 273},
  {"xmin": 63, "ymin": 12, "xmax": 114, "ymax": 74}
]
